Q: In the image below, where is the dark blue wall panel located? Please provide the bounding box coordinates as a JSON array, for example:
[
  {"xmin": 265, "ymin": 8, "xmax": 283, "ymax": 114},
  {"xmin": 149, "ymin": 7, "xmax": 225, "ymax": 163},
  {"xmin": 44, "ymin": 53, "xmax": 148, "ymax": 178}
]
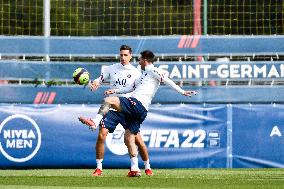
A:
[
  {"xmin": 232, "ymin": 104, "xmax": 284, "ymax": 168},
  {"xmin": 0, "ymin": 35, "xmax": 284, "ymax": 57},
  {"xmin": 1, "ymin": 85, "xmax": 284, "ymax": 104}
]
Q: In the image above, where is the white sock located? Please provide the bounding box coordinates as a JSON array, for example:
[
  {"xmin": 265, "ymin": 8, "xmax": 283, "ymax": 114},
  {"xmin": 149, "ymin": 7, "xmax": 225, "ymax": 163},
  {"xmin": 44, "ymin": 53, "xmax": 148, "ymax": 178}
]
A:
[
  {"xmin": 144, "ymin": 160, "xmax": 151, "ymax": 170},
  {"xmin": 130, "ymin": 156, "xmax": 139, "ymax": 171},
  {"xmin": 93, "ymin": 114, "xmax": 103, "ymax": 126},
  {"xmin": 96, "ymin": 159, "xmax": 103, "ymax": 170}
]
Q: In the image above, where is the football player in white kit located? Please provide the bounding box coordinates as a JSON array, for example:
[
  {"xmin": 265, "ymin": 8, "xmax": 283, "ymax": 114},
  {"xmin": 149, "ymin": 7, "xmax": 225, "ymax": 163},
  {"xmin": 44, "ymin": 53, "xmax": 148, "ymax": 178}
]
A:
[
  {"xmin": 79, "ymin": 45, "xmax": 152, "ymax": 176},
  {"xmin": 79, "ymin": 50, "xmax": 197, "ymax": 177}
]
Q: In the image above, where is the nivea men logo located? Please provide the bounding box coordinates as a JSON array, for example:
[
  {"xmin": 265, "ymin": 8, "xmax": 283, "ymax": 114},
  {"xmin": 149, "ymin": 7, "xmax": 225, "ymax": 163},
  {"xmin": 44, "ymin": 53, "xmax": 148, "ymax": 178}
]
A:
[
  {"xmin": 105, "ymin": 124, "xmax": 128, "ymax": 155},
  {"xmin": 0, "ymin": 114, "xmax": 41, "ymax": 162}
]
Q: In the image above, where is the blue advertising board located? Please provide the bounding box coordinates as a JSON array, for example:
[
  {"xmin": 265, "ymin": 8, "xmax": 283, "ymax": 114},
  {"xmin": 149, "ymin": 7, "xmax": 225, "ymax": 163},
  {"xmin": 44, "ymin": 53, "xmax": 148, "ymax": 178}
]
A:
[
  {"xmin": 139, "ymin": 104, "xmax": 228, "ymax": 168},
  {"xmin": 232, "ymin": 104, "xmax": 284, "ymax": 168},
  {"xmin": 0, "ymin": 104, "xmax": 227, "ymax": 169},
  {"xmin": 2, "ymin": 60, "xmax": 284, "ymax": 81},
  {"xmin": 1, "ymin": 103, "xmax": 284, "ymax": 168}
]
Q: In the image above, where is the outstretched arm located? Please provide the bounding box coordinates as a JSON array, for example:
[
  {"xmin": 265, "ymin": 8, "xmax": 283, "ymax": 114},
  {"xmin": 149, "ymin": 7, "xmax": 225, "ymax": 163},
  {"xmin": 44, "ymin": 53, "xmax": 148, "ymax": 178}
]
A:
[
  {"xmin": 151, "ymin": 68, "xmax": 198, "ymax": 96},
  {"xmin": 163, "ymin": 76, "xmax": 198, "ymax": 96}
]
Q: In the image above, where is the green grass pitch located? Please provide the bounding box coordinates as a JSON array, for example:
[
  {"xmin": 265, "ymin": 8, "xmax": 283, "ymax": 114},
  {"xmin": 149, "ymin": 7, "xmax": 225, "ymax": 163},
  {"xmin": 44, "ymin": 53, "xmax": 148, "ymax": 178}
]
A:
[{"xmin": 0, "ymin": 169, "xmax": 283, "ymax": 189}]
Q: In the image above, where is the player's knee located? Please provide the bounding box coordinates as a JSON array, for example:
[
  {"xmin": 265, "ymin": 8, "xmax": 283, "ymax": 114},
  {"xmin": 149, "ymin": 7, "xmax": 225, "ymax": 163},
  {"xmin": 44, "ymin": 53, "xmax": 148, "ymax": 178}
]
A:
[
  {"xmin": 103, "ymin": 97, "xmax": 110, "ymax": 104},
  {"xmin": 124, "ymin": 136, "xmax": 133, "ymax": 148},
  {"xmin": 124, "ymin": 129, "xmax": 135, "ymax": 144},
  {"xmin": 104, "ymin": 96, "xmax": 116, "ymax": 105},
  {"xmin": 98, "ymin": 130, "xmax": 108, "ymax": 141},
  {"xmin": 98, "ymin": 133, "xmax": 106, "ymax": 141},
  {"xmin": 126, "ymin": 141, "xmax": 138, "ymax": 157}
]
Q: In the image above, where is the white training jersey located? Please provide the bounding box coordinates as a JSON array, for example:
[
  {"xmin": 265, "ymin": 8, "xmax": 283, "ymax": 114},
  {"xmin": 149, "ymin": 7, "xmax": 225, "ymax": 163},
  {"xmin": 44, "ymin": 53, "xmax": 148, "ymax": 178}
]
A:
[
  {"xmin": 115, "ymin": 64, "xmax": 185, "ymax": 110},
  {"xmin": 95, "ymin": 63, "xmax": 141, "ymax": 97}
]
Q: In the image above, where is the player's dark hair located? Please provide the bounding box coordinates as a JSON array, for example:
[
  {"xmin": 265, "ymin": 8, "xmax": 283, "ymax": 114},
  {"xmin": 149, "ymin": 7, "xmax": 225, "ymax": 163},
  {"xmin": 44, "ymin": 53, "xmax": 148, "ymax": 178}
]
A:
[
  {"xmin": 140, "ymin": 50, "xmax": 155, "ymax": 63},
  {"xmin": 120, "ymin": 45, "xmax": 132, "ymax": 54}
]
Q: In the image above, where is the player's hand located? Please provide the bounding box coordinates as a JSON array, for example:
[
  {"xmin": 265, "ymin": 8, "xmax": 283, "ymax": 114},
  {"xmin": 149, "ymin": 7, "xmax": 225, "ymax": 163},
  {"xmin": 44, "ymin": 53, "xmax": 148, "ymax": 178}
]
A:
[
  {"xmin": 104, "ymin": 89, "xmax": 115, "ymax": 95},
  {"xmin": 89, "ymin": 80, "xmax": 100, "ymax": 91},
  {"xmin": 183, "ymin": 90, "xmax": 198, "ymax": 97}
]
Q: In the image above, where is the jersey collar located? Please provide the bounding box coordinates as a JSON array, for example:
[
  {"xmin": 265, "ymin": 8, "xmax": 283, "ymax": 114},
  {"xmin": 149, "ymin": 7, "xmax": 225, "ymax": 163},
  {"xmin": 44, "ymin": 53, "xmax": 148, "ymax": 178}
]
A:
[
  {"xmin": 121, "ymin": 63, "xmax": 133, "ymax": 69},
  {"xmin": 145, "ymin": 64, "xmax": 154, "ymax": 71}
]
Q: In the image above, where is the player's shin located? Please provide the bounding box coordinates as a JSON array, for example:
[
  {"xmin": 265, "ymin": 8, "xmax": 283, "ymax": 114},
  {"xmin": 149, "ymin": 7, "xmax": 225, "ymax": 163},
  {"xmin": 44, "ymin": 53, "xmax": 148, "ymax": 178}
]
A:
[
  {"xmin": 95, "ymin": 127, "xmax": 108, "ymax": 169},
  {"xmin": 93, "ymin": 102, "xmax": 111, "ymax": 126},
  {"xmin": 124, "ymin": 130, "xmax": 139, "ymax": 171}
]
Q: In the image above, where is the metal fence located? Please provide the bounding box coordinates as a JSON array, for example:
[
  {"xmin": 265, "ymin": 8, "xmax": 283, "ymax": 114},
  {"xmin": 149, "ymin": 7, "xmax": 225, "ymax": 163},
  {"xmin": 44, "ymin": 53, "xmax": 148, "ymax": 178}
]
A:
[{"xmin": 0, "ymin": 0, "xmax": 283, "ymax": 36}]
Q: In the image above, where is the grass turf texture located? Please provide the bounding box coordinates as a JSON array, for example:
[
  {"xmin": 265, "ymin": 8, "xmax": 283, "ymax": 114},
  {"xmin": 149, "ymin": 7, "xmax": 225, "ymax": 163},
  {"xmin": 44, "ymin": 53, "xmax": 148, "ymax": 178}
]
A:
[{"xmin": 0, "ymin": 169, "xmax": 283, "ymax": 189}]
